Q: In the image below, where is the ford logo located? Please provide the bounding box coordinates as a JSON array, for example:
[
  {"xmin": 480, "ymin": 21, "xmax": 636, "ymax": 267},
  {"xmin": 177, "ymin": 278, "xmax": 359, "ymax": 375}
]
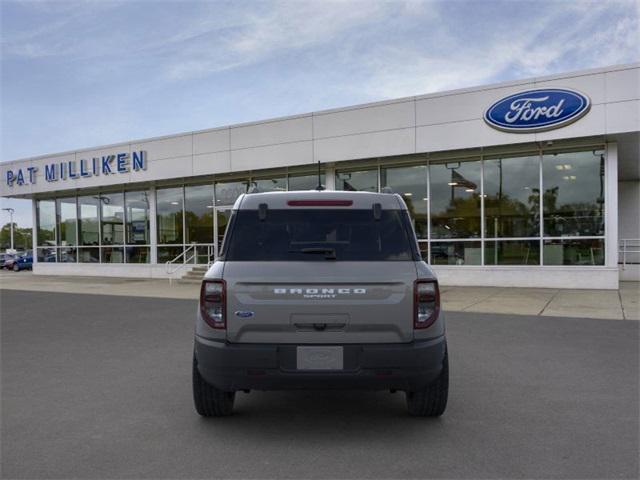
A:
[
  {"xmin": 484, "ymin": 88, "xmax": 591, "ymax": 133},
  {"xmin": 235, "ymin": 311, "xmax": 254, "ymax": 318}
]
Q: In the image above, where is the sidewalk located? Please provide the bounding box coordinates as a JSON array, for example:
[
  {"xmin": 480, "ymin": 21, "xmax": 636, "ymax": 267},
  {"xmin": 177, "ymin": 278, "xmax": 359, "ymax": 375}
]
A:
[{"xmin": 1, "ymin": 271, "xmax": 638, "ymax": 320}]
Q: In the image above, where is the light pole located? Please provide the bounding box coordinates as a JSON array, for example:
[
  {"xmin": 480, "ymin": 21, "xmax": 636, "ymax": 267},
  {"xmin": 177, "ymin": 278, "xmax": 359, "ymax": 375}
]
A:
[{"xmin": 2, "ymin": 207, "xmax": 15, "ymax": 251}]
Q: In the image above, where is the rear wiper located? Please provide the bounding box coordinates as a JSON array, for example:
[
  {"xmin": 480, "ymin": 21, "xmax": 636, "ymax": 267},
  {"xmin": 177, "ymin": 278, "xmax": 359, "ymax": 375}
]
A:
[{"xmin": 288, "ymin": 248, "xmax": 337, "ymax": 260}]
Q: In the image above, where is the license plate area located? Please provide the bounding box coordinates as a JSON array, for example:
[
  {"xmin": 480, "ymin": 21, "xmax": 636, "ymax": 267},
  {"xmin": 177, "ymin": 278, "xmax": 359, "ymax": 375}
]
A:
[{"xmin": 296, "ymin": 346, "xmax": 344, "ymax": 370}]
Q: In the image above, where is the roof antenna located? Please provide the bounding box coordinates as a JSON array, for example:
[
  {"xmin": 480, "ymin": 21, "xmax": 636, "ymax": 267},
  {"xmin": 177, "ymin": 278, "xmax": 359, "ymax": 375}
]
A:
[{"xmin": 315, "ymin": 160, "xmax": 325, "ymax": 191}]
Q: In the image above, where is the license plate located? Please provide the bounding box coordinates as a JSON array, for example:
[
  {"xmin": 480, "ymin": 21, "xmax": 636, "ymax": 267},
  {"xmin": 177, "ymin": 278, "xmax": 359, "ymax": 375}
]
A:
[{"xmin": 296, "ymin": 346, "xmax": 343, "ymax": 370}]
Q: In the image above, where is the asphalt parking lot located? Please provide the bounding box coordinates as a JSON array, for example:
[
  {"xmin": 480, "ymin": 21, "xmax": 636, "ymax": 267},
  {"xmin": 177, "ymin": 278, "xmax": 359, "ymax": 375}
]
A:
[{"xmin": 1, "ymin": 289, "xmax": 638, "ymax": 479}]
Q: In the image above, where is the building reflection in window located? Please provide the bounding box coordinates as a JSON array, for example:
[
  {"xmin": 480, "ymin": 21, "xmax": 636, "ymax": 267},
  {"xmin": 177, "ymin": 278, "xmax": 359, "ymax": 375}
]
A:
[
  {"xmin": 336, "ymin": 169, "xmax": 378, "ymax": 192},
  {"xmin": 381, "ymin": 165, "xmax": 428, "ymax": 239},
  {"xmin": 484, "ymin": 155, "xmax": 540, "ymax": 238},
  {"xmin": 156, "ymin": 187, "xmax": 183, "ymax": 244},
  {"xmin": 542, "ymin": 150, "xmax": 605, "ymax": 237},
  {"xmin": 430, "ymin": 160, "xmax": 481, "ymax": 239}
]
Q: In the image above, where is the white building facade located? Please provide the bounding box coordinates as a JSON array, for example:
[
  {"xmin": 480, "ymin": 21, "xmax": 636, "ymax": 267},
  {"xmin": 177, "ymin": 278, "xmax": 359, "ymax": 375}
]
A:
[{"xmin": 2, "ymin": 63, "xmax": 639, "ymax": 289}]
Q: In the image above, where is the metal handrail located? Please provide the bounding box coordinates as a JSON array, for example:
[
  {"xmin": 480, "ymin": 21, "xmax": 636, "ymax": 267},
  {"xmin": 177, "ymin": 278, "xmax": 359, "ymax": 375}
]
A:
[
  {"xmin": 166, "ymin": 243, "xmax": 197, "ymax": 282},
  {"xmin": 619, "ymin": 238, "xmax": 640, "ymax": 269}
]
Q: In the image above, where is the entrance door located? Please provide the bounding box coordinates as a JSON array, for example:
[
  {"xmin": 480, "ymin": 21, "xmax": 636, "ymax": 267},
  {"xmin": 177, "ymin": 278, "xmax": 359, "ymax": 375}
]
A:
[{"xmin": 213, "ymin": 206, "xmax": 233, "ymax": 258}]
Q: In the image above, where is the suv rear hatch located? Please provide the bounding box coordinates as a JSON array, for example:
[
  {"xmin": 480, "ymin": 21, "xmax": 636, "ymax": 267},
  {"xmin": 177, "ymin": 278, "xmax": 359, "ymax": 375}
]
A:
[{"xmin": 221, "ymin": 205, "xmax": 419, "ymax": 344}]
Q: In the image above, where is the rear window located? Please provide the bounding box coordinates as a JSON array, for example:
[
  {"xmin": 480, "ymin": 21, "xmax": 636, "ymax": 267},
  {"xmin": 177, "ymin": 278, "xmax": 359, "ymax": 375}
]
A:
[{"xmin": 223, "ymin": 209, "xmax": 418, "ymax": 261}]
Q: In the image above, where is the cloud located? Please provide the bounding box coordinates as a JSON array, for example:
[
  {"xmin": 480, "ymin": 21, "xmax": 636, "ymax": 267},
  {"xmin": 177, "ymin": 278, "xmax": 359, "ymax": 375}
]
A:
[{"xmin": 351, "ymin": 0, "xmax": 639, "ymax": 100}]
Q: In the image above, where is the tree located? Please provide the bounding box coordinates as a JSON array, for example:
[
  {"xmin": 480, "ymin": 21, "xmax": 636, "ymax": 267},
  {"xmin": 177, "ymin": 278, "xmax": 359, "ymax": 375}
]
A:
[{"xmin": 0, "ymin": 223, "xmax": 32, "ymax": 251}]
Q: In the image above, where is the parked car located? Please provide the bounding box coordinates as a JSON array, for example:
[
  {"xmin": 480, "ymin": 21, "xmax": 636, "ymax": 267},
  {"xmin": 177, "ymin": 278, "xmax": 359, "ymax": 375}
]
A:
[
  {"xmin": 12, "ymin": 252, "xmax": 33, "ymax": 271},
  {"xmin": 2, "ymin": 253, "xmax": 17, "ymax": 270},
  {"xmin": 193, "ymin": 191, "xmax": 448, "ymax": 417}
]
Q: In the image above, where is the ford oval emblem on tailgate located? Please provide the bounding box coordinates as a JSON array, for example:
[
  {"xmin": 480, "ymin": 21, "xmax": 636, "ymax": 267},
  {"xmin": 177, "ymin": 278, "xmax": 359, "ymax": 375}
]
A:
[{"xmin": 235, "ymin": 311, "xmax": 254, "ymax": 318}]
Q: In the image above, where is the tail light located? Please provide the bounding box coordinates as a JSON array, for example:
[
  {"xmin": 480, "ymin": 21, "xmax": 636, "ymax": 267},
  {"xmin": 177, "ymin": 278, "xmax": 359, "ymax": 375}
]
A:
[
  {"xmin": 200, "ymin": 279, "xmax": 226, "ymax": 329},
  {"xmin": 414, "ymin": 279, "xmax": 440, "ymax": 329}
]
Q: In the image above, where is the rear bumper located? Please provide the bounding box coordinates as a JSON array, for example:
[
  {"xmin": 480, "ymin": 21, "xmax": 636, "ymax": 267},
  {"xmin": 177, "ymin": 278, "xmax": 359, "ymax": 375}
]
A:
[{"xmin": 194, "ymin": 335, "xmax": 446, "ymax": 392}]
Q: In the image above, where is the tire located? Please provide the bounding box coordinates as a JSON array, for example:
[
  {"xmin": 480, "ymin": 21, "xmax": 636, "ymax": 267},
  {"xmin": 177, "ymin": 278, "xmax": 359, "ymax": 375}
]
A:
[
  {"xmin": 406, "ymin": 348, "xmax": 449, "ymax": 417},
  {"xmin": 192, "ymin": 355, "xmax": 235, "ymax": 417},
  {"xmin": 13, "ymin": 264, "xmax": 19, "ymax": 272}
]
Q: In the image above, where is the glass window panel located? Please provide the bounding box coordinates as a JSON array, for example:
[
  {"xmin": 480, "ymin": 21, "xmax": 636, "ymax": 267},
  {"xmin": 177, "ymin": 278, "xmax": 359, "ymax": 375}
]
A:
[
  {"xmin": 288, "ymin": 173, "xmax": 325, "ymax": 191},
  {"xmin": 58, "ymin": 247, "xmax": 76, "ymax": 263},
  {"xmin": 431, "ymin": 241, "xmax": 482, "ymax": 265},
  {"xmin": 125, "ymin": 191, "xmax": 150, "ymax": 245},
  {"xmin": 544, "ymin": 238, "xmax": 604, "ymax": 265},
  {"xmin": 78, "ymin": 247, "xmax": 100, "ymax": 263},
  {"xmin": 78, "ymin": 196, "xmax": 100, "ymax": 246},
  {"xmin": 418, "ymin": 242, "xmax": 429, "ymax": 261},
  {"xmin": 37, "ymin": 247, "xmax": 57, "ymax": 262},
  {"xmin": 251, "ymin": 176, "xmax": 286, "ymax": 193},
  {"xmin": 100, "ymin": 193, "xmax": 124, "ymax": 245},
  {"xmin": 36, "ymin": 200, "xmax": 56, "ymax": 246},
  {"xmin": 430, "ymin": 160, "xmax": 481, "ymax": 239},
  {"xmin": 215, "ymin": 180, "xmax": 248, "ymax": 206},
  {"xmin": 542, "ymin": 150, "xmax": 605, "ymax": 237},
  {"xmin": 336, "ymin": 169, "xmax": 378, "ymax": 192},
  {"xmin": 484, "ymin": 155, "xmax": 540, "ymax": 238},
  {"xmin": 156, "ymin": 187, "xmax": 183, "ymax": 244},
  {"xmin": 381, "ymin": 165, "xmax": 428, "ymax": 239},
  {"xmin": 485, "ymin": 240, "xmax": 540, "ymax": 265},
  {"xmin": 125, "ymin": 246, "xmax": 150, "ymax": 263},
  {"xmin": 196, "ymin": 245, "xmax": 214, "ymax": 264},
  {"xmin": 185, "ymin": 184, "xmax": 214, "ymax": 244},
  {"xmin": 157, "ymin": 246, "xmax": 184, "ymax": 263},
  {"xmin": 56, "ymin": 198, "xmax": 77, "ymax": 246},
  {"xmin": 101, "ymin": 246, "xmax": 124, "ymax": 263}
]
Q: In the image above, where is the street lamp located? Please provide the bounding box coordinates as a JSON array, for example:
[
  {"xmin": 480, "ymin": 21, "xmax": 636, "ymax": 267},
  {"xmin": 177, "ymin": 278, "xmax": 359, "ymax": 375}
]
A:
[{"xmin": 2, "ymin": 207, "xmax": 15, "ymax": 251}]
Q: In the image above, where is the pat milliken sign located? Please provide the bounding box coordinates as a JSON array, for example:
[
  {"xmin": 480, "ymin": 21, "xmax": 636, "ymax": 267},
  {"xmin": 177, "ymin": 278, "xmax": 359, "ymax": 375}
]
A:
[
  {"xmin": 484, "ymin": 88, "xmax": 591, "ymax": 133},
  {"xmin": 5, "ymin": 151, "xmax": 147, "ymax": 187}
]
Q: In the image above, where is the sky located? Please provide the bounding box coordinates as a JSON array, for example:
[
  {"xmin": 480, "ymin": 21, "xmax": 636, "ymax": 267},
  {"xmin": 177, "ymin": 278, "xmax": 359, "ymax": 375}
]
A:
[{"xmin": 1, "ymin": 0, "xmax": 639, "ymax": 228}]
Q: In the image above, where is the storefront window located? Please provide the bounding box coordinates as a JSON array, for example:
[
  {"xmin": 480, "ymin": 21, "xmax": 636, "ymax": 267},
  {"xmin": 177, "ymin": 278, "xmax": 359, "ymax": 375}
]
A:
[
  {"xmin": 381, "ymin": 165, "xmax": 428, "ymax": 239},
  {"xmin": 288, "ymin": 173, "xmax": 325, "ymax": 191},
  {"xmin": 485, "ymin": 240, "xmax": 540, "ymax": 265},
  {"xmin": 58, "ymin": 246, "xmax": 76, "ymax": 263},
  {"xmin": 157, "ymin": 246, "xmax": 183, "ymax": 264},
  {"xmin": 36, "ymin": 200, "xmax": 56, "ymax": 246},
  {"xmin": 542, "ymin": 150, "xmax": 605, "ymax": 237},
  {"xmin": 430, "ymin": 160, "xmax": 481, "ymax": 239},
  {"xmin": 431, "ymin": 241, "xmax": 481, "ymax": 265},
  {"xmin": 100, "ymin": 193, "xmax": 124, "ymax": 245},
  {"xmin": 215, "ymin": 180, "xmax": 248, "ymax": 206},
  {"xmin": 77, "ymin": 196, "xmax": 100, "ymax": 246},
  {"xmin": 156, "ymin": 187, "xmax": 183, "ymax": 244},
  {"xmin": 484, "ymin": 155, "xmax": 540, "ymax": 238},
  {"xmin": 125, "ymin": 191, "xmax": 150, "ymax": 245},
  {"xmin": 56, "ymin": 198, "xmax": 77, "ymax": 246},
  {"xmin": 125, "ymin": 246, "xmax": 150, "ymax": 263},
  {"xmin": 37, "ymin": 246, "xmax": 57, "ymax": 262},
  {"xmin": 336, "ymin": 169, "xmax": 378, "ymax": 192},
  {"xmin": 185, "ymin": 184, "xmax": 214, "ymax": 244},
  {"xmin": 126, "ymin": 246, "xmax": 150, "ymax": 264},
  {"xmin": 543, "ymin": 238, "xmax": 604, "ymax": 265},
  {"xmin": 251, "ymin": 176, "xmax": 286, "ymax": 193},
  {"xmin": 101, "ymin": 246, "xmax": 124, "ymax": 263},
  {"xmin": 78, "ymin": 247, "xmax": 99, "ymax": 263}
]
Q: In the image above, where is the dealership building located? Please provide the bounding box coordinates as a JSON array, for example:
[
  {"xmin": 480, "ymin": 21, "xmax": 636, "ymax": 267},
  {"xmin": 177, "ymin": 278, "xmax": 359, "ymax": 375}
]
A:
[{"xmin": 1, "ymin": 63, "xmax": 638, "ymax": 289}]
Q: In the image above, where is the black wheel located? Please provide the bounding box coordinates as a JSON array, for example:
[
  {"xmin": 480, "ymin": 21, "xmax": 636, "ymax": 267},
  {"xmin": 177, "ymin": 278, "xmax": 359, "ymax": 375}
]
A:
[
  {"xmin": 12, "ymin": 264, "xmax": 19, "ymax": 272},
  {"xmin": 192, "ymin": 355, "xmax": 235, "ymax": 417},
  {"xmin": 406, "ymin": 348, "xmax": 449, "ymax": 417}
]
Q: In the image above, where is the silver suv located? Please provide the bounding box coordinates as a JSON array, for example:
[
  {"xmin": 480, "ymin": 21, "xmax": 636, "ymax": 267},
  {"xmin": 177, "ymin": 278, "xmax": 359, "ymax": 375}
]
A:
[{"xmin": 193, "ymin": 190, "xmax": 448, "ymax": 416}]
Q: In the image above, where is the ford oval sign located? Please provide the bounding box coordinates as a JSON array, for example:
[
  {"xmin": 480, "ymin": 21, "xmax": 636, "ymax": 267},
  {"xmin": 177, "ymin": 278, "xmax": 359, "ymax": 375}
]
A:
[{"xmin": 484, "ymin": 88, "xmax": 591, "ymax": 133}]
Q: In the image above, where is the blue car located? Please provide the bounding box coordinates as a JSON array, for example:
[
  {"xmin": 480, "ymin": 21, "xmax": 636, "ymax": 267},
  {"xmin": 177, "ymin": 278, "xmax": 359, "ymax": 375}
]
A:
[{"xmin": 13, "ymin": 252, "xmax": 33, "ymax": 271}]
